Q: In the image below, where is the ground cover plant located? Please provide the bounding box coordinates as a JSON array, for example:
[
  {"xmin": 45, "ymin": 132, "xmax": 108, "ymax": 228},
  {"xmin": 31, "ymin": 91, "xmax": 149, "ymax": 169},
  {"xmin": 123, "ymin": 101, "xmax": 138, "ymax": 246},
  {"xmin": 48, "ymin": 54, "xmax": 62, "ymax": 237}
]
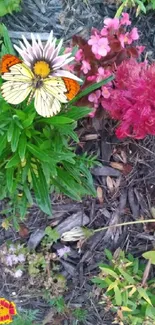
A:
[
  {"xmin": 92, "ymin": 249, "xmax": 155, "ymax": 325},
  {"xmin": 0, "ymin": 0, "xmax": 21, "ymax": 17}
]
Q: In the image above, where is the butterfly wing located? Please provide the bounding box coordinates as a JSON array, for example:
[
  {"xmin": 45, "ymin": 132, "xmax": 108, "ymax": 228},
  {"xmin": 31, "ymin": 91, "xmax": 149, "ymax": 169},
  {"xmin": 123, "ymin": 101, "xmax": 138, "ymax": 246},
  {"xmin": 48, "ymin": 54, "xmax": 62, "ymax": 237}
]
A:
[
  {"xmin": 34, "ymin": 87, "xmax": 61, "ymax": 117},
  {"xmin": 0, "ymin": 54, "xmax": 22, "ymax": 74},
  {"xmin": 34, "ymin": 77, "xmax": 67, "ymax": 117},
  {"xmin": 1, "ymin": 63, "xmax": 33, "ymax": 105},
  {"xmin": 62, "ymin": 77, "xmax": 80, "ymax": 100},
  {"xmin": 34, "ymin": 77, "xmax": 80, "ymax": 117}
]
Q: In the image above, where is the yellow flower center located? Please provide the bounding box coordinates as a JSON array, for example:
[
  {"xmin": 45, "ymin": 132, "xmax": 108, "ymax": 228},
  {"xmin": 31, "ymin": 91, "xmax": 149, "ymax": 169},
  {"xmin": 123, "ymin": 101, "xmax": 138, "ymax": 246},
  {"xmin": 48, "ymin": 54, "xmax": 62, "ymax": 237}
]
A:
[
  {"xmin": 33, "ymin": 60, "xmax": 51, "ymax": 78},
  {"xmin": 0, "ymin": 306, "xmax": 10, "ymax": 323}
]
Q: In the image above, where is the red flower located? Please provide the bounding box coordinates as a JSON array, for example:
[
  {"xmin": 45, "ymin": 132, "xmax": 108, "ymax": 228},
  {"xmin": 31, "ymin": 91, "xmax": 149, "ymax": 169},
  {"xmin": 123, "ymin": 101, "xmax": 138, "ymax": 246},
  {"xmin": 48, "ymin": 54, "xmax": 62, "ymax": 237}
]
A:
[
  {"xmin": 101, "ymin": 59, "xmax": 155, "ymax": 139},
  {"xmin": 0, "ymin": 298, "xmax": 17, "ymax": 324}
]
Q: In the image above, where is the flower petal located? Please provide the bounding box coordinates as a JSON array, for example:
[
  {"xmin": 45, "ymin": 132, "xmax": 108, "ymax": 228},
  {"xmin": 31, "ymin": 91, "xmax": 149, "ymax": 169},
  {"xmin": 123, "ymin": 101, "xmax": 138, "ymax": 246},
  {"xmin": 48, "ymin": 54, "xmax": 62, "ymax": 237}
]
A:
[{"xmin": 52, "ymin": 69, "xmax": 82, "ymax": 82}]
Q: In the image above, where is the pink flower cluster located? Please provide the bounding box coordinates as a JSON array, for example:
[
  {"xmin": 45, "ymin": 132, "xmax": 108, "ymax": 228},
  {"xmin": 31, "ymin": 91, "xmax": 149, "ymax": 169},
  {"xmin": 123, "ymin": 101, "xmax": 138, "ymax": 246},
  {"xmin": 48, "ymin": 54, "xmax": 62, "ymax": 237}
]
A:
[
  {"xmin": 88, "ymin": 14, "xmax": 138, "ymax": 59},
  {"xmin": 74, "ymin": 13, "xmax": 141, "ymax": 117},
  {"xmin": 102, "ymin": 59, "xmax": 155, "ymax": 139}
]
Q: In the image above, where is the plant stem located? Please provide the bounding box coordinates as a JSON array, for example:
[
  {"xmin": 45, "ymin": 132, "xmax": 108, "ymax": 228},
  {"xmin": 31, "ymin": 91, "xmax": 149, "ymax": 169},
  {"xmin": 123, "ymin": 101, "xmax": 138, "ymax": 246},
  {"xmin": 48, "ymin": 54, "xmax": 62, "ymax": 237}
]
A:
[{"xmin": 93, "ymin": 219, "xmax": 155, "ymax": 233}]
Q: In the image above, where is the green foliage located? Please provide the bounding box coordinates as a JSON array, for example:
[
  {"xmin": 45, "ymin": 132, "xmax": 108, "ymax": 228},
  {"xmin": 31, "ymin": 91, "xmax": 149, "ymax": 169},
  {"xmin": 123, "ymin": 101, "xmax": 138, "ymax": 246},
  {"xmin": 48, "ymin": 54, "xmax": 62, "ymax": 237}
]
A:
[
  {"xmin": 0, "ymin": 27, "xmax": 99, "ymax": 226},
  {"xmin": 11, "ymin": 309, "xmax": 39, "ymax": 325},
  {"xmin": 72, "ymin": 308, "xmax": 88, "ymax": 322},
  {"xmin": 0, "ymin": 0, "xmax": 21, "ymax": 17},
  {"xmin": 92, "ymin": 249, "xmax": 155, "ymax": 325},
  {"xmin": 115, "ymin": 0, "xmax": 155, "ymax": 16},
  {"xmin": 49, "ymin": 296, "xmax": 66, "ymax": 313},
  {"xmin": 143, "ymin": 251, "xmax": 155, "ymax": 265},
  {"xmin": 42, "ymin": 226, "xmax": 60, "ymax": 248},
  {"xmin": 0, "ymin": 99, "xmax": 96, "ymax": 221},
  {"xmin": 0, "ymin": 23, "xmax": 15, "ymax": 56}
]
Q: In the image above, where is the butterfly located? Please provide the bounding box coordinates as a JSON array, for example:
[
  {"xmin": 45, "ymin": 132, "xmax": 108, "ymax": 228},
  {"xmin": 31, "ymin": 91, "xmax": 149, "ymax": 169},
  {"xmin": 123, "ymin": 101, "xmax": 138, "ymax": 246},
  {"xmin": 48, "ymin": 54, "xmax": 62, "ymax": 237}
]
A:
[{"xmin": 0, "ymin": 54, "xmax": 80, "ymax": 117}]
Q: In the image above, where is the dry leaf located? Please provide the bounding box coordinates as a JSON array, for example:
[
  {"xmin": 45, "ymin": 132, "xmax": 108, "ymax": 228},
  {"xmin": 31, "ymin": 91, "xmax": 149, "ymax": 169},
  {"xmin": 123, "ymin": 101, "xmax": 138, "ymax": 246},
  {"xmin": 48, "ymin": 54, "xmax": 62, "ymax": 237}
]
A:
[
  {"xmin": 110, "ymin": 161, "xmax": 124, "ymax": 171},
  {"xmin": 106, "ymin": 176, "xmax": 114, "ymax": 192},
  {"xmin": 97, "ymin": 186, "xmax": 104, "ymax": 204},
  {"xmin": 19, "ymin": 223, "xmax": 29, "ymax": 238},
  {"xmin": 110, "ymin": 162, "xmax": 132, "ymax": 175}
]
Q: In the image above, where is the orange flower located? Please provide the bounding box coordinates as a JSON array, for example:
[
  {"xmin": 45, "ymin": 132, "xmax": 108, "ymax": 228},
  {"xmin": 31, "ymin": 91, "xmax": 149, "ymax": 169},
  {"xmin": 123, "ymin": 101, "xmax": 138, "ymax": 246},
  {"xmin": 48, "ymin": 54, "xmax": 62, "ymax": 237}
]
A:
[{"xmin": 0, "ymin": 298, "xmax": 17, "ymax": 324}]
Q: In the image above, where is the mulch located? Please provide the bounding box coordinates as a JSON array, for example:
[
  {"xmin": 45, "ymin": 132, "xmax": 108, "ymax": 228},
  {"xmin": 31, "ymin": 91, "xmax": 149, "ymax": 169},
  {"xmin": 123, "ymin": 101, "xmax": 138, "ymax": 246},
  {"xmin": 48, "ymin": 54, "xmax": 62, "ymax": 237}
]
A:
[{"xmin": 1, "ymin": 1, "xmax": 155, "ymax": 324}]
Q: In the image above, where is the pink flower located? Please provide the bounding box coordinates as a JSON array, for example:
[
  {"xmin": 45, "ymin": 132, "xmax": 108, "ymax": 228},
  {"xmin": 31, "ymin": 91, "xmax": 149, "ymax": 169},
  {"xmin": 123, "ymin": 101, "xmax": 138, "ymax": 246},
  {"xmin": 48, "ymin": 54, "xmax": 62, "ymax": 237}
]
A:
[
  {"xmin": 81, "ymin": 60, "xmax": 91, "ymax": 74},
  {"xmin": 101, "ymin": 86, "xmax": 110, "ymax": 98},
  {"xmin": 119, "ymin": 28, "xmax": 139, "ymax": 47},
  {"xmin": 63, "ymin": 63, "xmax": 75, "ymax": 72},
  {"xmin": 104, "ymin": 17, "xmax": 120, "ymax": 30},
  {"xmin": 87, "ymin": 75, "xmax": 96, "ymax": 82},
  {"xmin": 136, "ymin": 45, "xmax": 145, "ymax": 55},
  {"xmin": 88, "ymin": 33, "xmax": 102, "ymax": 58},
  {"xmin": 88, "ymin": 90, "xmax": 101, "ymax": 105},
  {"xmin": 129, "ymin": 27, "xmax": 139, "ymax": 41},
  {"xmin": 88, "ymin": 33, "xmax": 100, "ymax": 47},
  {"xmin": 75, "ymin": 49, "xmax": 84, "ymax": 61},
  {"xmin": 120, "ymin": 13, "xmax": 131, "ymax": 26},
  {"xmin": 119, "ymin": 33, "xmax": 129, "ymax": 48},
  {"xmin": 64, "ymin": 47, "xmax": 73, "ymax": 54},
  {"xmin": 89, "ymin": 108, "xmax": 97, "ymax": 117},
  {"xmin": 101, "ymin": 17, "xmax": 119, "ymax": 36},
  {"xmin": 90, "ymin": 37, "xmax": 110, "ymax": 58},
  {"xmin": 96, "ymin": 67, "xmax": 105, "ymax": 82}
]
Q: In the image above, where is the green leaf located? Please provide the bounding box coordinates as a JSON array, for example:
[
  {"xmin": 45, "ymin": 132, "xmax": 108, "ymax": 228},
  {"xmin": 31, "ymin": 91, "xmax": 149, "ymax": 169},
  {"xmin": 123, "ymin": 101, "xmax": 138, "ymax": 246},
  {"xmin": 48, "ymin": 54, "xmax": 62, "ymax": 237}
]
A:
[
  {"xmin": 18, "ymin": 193, "xmax": 28, "ymax": 219},
  {"xmin": 22, "ymin": 112, "xmax": 36, "ymax": 128},
  {"xmin": 118, "ymin": 267, "xmax": 135, "ymax": 284},
  {"xmin": 44, "ymin": 226, "xmax": 60, "ymax": 243},
  {"xmin": 39, "ymin": 116, "xmax": 74, "ymax": 125},
  {"xmin": 137, "ymin": 287, "xmax": 152, "ymax": 305},
  {"xmin": 11, "ymin": 125, "xmax": 21, "ymax": 152},
  {"xmin": 58, "ymin": 124, "xmax": 79, "ymax": 142},
  {"xmin": 107, "ymin": 280, "xmax": 119, "ymax": 292},
  {"xmin": 114, "ymin": 286, "xmax": 122, "ymax": 306},
  {"xmin": 6, "ymin": 167, "xmax": 14, "ymax": 192},
  {"xmin": 5, "ymin": 153, "xmax": 20, "ymax": 168},
  {"xmin": 0, "ymin": 134, "xmax": 7, "ymax": 155},
  {"xmin": 115, "ymin": 1, "xmax": 127, "ymax": 17},
  {"xmin": 105, "ymin": 249, "xmax": 113, "ymax": 261},
  {"xmin": 31, "ymin": 166, "xmax": 52, "ymax": 215},
  {"xmin": 69, "ymin": 75, "xmax": 114, "ymax": 105},
  {"xmin": 18, "ymin": 133, "xmax": 27, "ymax": 161},
  {"xmin": 63, "ymin": 106, "xmax": 92, "ymax": 120},
  {"xmin": 143, "ymin": 251, "xmax": 155, "ymax": 265},
  {"xmin": 7, "ymin": 121, "xmax": 14, "ymax": 142},
  {"xmin": 99, "ymin": 266, "xmax": 118, "ymax": 279},
  {"xmin": 0, "ymin": 24, "xmax": 15, "ymax": 53},
  {"xmin": 55, "ymin": 168, "xmax": 82, "ymax": 200},
  {"xmin": 23, "ymin": 184, "xmax": 33, "ymax": 205},
  {"xmin": 136, "ymin": 0, "xmax": 146, "ymax": 13},
  {"xmin": 27, "ymin": 143, "xmax": 50, "ymax": 162}
]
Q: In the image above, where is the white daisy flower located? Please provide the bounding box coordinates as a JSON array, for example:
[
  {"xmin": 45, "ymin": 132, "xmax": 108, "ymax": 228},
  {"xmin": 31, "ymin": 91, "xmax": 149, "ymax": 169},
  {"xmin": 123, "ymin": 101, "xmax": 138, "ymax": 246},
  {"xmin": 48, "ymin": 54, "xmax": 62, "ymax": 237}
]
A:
[
  {"xmin": 14, "ymin": 31, "xmax": 81, "ymax": 81},
  {"xmin": 1, "ymin": 32, "xmax": 82, "ymax": 117}
]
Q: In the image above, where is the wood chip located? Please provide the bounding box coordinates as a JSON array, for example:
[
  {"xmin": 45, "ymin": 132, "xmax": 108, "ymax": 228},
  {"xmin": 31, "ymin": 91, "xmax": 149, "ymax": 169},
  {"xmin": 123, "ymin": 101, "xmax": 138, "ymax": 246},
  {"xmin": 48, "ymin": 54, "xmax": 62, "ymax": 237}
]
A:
[
  {"xmin": 27, "ymin": 229, "xmax": 45, "ymax": 250},
  {"xmin": 56, "ymin": 211, "xmax": 89, "ymax": 236},
  {"xmin": 92, "ymin": 166, "xmax": 121, "ymax": 177}
]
